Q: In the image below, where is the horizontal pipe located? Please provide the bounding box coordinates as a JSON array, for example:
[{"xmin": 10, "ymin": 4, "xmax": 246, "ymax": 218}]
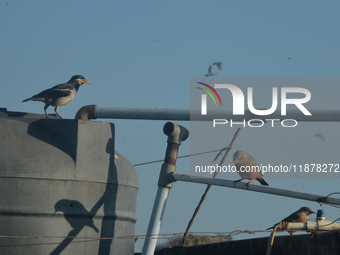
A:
[
  {"xmin": 275, "ymin": 221, "xmax": 340, "ymax": 232},
  {"xmin": 173, "ymin": 174, "xmax": 340, "ymax": 206},
  {"xmin": 93, "ymin": 107, "xmax": 340, "ymax": 122},
  {"xmin": 96, "ymin": 107, "xmax": 190, "ymax": 120}
]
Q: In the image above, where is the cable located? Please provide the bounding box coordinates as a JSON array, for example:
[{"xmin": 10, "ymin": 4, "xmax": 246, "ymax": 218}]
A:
[
  {"xmin": 182, "ymin": 128, "xmax": 242, "ymax": 245},
  {"xmin": 133, "ymin": 149, "xmax": 223, "ymax": 167}
]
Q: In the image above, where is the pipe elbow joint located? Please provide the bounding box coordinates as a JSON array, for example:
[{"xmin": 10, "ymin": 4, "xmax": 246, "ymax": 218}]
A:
[
  {"xmin": 163, "ymin": 122, "xmax": 189, "ymax": 144},
  {"xmin": 75, "ymin": 105, "xmax": 97, "ymax": 120}
]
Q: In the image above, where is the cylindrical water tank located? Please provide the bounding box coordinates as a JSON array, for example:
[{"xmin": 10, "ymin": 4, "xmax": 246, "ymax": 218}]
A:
[{"xmin": 0, "ymin": 113, "xmax": 138, "ymax": 255}]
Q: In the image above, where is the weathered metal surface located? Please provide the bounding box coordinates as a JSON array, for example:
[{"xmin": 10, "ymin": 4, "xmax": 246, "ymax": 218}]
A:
[{"xmin": 0, "ymin": 116, "xmax": 138, "ymax": 255}]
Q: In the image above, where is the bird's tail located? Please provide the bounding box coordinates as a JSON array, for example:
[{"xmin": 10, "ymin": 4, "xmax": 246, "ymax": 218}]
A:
[
  {"xmin": 22, "ymin": 97, "xmax": 32, "ymax": 102},
  {"xmin": 267, "ymin": 223, "xmax": 278, "ymax": 230},
  {"xmin": 89, "ymin": 222, "xmax": 99, "ymax": 233},
  {"xmin": 22, "ymin": 97, "xmax": 43, "ymax": 103},
  {"xmin": 258, "ymin": 178, "xmax": 269, "ymax": 186}
]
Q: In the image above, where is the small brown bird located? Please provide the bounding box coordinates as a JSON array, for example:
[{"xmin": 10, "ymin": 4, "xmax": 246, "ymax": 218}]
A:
[
  {"xmin": 213, "ymin": 62, "xmax": 222, "ymax": 71},
  {"xmin": 315, "ymin": 133, "xmax": 325, "ymax": 141},
  {"xmin": 232, "ymin": 150, "xmax": 269, "ymax": 186},
  {"xmin": 267, "ymin": 207, "xmax": 315, "ymax": 235},
  {"xmin": 22, "ymin": 75, "xmax": 91, "ymax": 119}
]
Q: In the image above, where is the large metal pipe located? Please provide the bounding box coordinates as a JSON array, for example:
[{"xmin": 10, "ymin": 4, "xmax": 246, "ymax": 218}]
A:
[
  {"xmin": 141, "ymin": 123, "xmax": 189, "ymax": 255},
  {"xmin": 75, "ymin": 106, "xmax": 340, "ymax": 122},
  {"xmin": 173, "ymin": 174, "xmax": 340, "ymax": 206}
]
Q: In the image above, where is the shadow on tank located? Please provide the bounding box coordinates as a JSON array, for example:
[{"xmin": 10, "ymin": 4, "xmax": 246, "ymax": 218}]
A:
[{"xmin": 0, "ymin": 113, "xmax": 138, "ymax": 255}]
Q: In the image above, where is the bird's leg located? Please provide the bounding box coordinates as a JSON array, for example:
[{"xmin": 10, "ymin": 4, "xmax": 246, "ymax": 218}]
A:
[
  {"xmin": 54, "ymin": 106, "xmax": 62, "ymax": 119},
  {"xmin": 44, "ymin": 105, "xmax": 49, "ymax": 118},
  {"xmin": 246, "ymin": 179, "xmax": 254, "ymax": 188}
]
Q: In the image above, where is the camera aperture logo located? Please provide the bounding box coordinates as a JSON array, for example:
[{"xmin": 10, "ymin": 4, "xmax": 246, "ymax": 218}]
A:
[{"xmin": 196, "ymin": 82, "xmax": 312, "ymax": 127}]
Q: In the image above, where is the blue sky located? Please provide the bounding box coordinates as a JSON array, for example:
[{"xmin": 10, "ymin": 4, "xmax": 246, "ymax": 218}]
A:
[{"xmin": 1, "ymin": 0, "xmax": 340, "ymax": 252}]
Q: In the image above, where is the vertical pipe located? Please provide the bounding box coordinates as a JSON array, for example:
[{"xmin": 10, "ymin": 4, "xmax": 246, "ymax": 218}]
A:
[
  {"xmin": 141, "ymin": 183, "xmax": 171, "ymax": 255},
  {"xmin": 141, "ymin": 122, "xmax": 189, "ymax": 255}
]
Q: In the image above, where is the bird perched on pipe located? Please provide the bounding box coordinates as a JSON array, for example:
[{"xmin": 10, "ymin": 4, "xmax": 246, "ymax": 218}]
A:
[
  {"xmin": 22, "ymin": 75, "xmax": 91, "ymax": 119},
  {"xmin": 232, "ymin": 150, "xmax": 269, "ymax": 186},
  {"xmin": 267, "ymin": 207, "xmax": 315, "ymax": 235}
]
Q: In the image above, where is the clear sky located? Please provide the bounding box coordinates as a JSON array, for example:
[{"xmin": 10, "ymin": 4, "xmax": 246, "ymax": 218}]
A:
[{"xmin": 1, "ymin": 0, "xmax": 340, "ymax": 253}]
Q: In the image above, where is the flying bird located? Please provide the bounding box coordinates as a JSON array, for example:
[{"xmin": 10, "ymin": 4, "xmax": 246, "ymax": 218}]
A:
[
  {"xmin": 213, "ymin": 62, "xmax": 222, "ymax": 71},
  {"xmin": 267, "ymin": 207, "xmax": 315, "ymax": 235},
  {"xmin": 205, "ymin": 65, "xmax": 216, "ymax": 77},
  {"xmin": 232, "ymin": 150, "xmax": 269, "ymax": 186},
  {"xmin": 315, "ymin": 133, "xmax": 325, "ymax": 141},
  {"xmin": 22, "ymin": 75, "xmax": 90, "ymax": 119}
]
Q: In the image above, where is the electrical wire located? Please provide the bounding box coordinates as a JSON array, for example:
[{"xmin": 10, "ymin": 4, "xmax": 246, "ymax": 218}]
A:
[{"xmin": 133, "ymin": 149, "xmax": 223, "ymax": 167}]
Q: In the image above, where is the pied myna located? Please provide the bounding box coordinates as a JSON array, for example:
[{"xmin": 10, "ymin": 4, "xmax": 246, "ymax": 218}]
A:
[{"xmin": 22, "ymin": 75, "xmax": 91, "ymax": 118}]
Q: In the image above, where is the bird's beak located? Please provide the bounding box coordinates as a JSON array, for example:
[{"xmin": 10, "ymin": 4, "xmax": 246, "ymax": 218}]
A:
[
  {"xmin": 231, "ymin": 161, "xmax": 234, "ymax": 165},
  {"xmin": 84, "ymin": 80, "xmax": 91, "ymax": 84}
]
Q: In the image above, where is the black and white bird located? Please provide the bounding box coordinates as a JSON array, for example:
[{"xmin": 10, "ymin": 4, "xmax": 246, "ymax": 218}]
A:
[{"xmin": 22, "ymin": 75, "xmax": 91, "ymax": 118}]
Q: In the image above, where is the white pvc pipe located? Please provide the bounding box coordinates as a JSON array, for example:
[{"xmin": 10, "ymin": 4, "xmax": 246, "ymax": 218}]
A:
[
  {"xmin": 173, "ymin": 174, "xmax": 340, "ymax": 206},
  {"xmin": 141, "ymin": 186, "xmax": 170, "ymax": 255},
  {"xmin": 275, "ymin": 220, "xmax": 340, "ymax": 232}
]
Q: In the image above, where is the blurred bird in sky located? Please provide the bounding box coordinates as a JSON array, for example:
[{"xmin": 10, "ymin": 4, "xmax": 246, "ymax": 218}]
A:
[
  {"xmin": 267, "ymin": 207, "xmax": 315, "ymax": 235},
  {"xmin": 205, "ymin": 65, "xmax": 217, "ymax": 77},
  {"xmin": 315, "ymin": 133, "xmax": 325, "ymax": 141},
  {"xmin": 213, "ymin": 61, "xmax": 222, "ymax": 71},
  {"xmin": 22, "ymin": 75, "xmax": 90, "ymax": 119},
  {"xmin": 232, "ymin": 150, "xmax": 269, "ymax": 186}
]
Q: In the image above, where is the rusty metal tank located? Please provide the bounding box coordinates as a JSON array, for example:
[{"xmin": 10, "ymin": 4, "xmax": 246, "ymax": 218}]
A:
[{"xmin": 0, "ymin": 109, "xmax": 138, "ymax": 255}]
